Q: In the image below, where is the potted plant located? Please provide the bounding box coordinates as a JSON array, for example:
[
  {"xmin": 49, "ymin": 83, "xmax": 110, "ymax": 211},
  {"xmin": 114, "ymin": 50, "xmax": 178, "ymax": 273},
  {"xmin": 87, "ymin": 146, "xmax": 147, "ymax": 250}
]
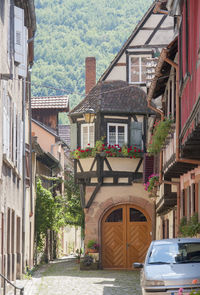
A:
[{"xmin": 87, "ymin": 240, "xmax": 99, "ymax": 253}]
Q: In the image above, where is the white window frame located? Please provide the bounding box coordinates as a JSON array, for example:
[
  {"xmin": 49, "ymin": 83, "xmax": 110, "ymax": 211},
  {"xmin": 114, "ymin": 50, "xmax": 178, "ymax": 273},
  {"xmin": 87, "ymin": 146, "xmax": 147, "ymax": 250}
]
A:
[
  {"xmin": 107, "ymin": 123, "xmax": 128, "ymax": 146},
  {"xmin": 81, "ymin": 123, "xmax": 95, "ymax": 149},
  {"xmin": 129, "ymin": 55, "xmax": 151, "ymax": 84}
]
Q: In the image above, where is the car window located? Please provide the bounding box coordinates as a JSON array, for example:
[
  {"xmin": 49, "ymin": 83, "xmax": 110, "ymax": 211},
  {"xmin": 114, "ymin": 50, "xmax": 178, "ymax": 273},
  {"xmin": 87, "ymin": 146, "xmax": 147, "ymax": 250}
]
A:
[{"xmin": 148, "ymin": 243, "xmax": 200, "ymax": 264}]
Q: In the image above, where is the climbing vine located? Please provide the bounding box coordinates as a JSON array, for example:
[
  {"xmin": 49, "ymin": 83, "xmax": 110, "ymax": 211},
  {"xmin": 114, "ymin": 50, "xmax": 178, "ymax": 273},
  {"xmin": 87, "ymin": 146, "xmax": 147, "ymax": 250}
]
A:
[
  {"xmin": 35, "ymin": 178, "xmax": 66, "ymax": 251},
  {"xmin": 35, "ymin": 175, "xmax": 84, "ymax": 252},
  {"xmin": 64, "ymin": 174, "xmax": 84, "ymax": 234}
]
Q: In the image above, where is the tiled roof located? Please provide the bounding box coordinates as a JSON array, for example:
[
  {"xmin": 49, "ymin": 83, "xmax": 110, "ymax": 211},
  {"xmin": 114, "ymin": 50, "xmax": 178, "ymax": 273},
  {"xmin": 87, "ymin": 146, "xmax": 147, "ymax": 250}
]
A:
[
  {"xmin": 58, "ymin": 125, "xmax": 71, "ymax": 146},
  {"xmin": 31, "ymin": 95, "xmax": 69, "ymax": 110},
  {"xmin": 69, "ymin": 80, "xmax": 155, "ymax": 116}
]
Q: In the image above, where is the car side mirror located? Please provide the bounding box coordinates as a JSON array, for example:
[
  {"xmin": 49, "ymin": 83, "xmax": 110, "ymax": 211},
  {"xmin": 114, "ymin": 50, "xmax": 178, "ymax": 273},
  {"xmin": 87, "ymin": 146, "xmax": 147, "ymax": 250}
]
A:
[{"xmin": 133, "ymin": 262, "xmax": 143, "ymax": 269}]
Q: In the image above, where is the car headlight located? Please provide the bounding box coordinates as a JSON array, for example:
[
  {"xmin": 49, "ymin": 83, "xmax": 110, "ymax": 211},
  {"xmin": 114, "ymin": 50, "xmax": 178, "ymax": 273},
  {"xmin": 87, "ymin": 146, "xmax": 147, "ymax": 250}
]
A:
[{"xmin": 145, "ymin": 280, "xmax": 165, "ymax": 286}]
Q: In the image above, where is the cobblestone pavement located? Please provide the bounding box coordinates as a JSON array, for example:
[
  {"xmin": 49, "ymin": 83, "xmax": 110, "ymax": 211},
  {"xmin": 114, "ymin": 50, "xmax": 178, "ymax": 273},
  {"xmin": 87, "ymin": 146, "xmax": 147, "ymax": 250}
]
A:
[{"xmin": 14, "ymin": 256, "xmax": 142, "ymax": 295}]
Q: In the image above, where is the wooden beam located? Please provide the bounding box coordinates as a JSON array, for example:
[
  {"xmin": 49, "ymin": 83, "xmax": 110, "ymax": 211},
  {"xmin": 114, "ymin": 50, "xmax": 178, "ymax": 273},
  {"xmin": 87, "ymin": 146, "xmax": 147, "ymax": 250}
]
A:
[
  {"xmin": 135, "ymin": 158, "xmax": 143, "ymax": 173},
  {"xmin": 77, "ymin": 160, "xmax": 83, "ymax": 172},
  {"xmin": 104, "ymin": 158, "xmax": 112, "ymax": 171},
  {"xmin": 85, "ymin": 183, "xmax": 102, "ymax": 208},
  {"xmin": 90, "ymin": 158, "xmax": 97, "ymax": 171}
]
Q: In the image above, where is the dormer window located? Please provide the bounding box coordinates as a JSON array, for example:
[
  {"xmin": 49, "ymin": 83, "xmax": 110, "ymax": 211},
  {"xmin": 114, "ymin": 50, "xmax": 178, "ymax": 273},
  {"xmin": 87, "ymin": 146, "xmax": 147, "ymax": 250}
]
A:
[
  {"xmin": 107, "ymin": 123, "xmax": 128, "ymax": 146},
  {"xmin": 128, "ymin": 54, "xmax": 151, "ymax": 85},
  {"xmin": 81, "ymin": 123, "xmax": 95, "ymax": 149}
]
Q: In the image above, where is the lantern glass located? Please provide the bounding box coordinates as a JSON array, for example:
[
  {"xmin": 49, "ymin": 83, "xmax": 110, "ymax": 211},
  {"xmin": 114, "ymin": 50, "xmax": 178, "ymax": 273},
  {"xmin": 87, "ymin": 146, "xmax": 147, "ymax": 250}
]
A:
[{"xmin": 83, "ymin": 109, "xmax": 95, "ymax": 123}]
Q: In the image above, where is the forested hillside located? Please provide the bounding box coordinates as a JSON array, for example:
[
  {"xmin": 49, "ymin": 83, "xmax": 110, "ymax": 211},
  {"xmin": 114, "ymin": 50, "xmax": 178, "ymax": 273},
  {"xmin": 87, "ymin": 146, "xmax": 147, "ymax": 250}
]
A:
[{"xmin": 32, "ymin": 0, "xmax": 153, "ymax": 123}]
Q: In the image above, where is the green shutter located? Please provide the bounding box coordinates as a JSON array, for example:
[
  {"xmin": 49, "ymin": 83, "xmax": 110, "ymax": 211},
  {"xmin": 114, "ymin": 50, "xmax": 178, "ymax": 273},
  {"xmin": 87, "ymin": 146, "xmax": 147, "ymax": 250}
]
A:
[
  {"xmin": 130, "ymin": 121, "xmax": 142, "ymax": 149},
  {"xmin": 70, "ymin": 123, "xmax": 77, "ymax": 150}
]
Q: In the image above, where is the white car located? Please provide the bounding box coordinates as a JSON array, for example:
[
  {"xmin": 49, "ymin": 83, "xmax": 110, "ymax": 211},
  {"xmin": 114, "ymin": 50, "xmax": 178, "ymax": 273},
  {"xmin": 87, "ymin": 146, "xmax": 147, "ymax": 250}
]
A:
[{"xmin": 134, "ymin": 238, "xmax": 200, "ymax": 295}]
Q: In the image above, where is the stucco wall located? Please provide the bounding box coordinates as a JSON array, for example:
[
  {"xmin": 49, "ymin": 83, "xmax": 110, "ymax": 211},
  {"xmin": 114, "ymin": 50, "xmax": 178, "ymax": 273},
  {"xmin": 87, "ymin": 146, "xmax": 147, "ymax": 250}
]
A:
[{"xmin": 32, "ymin": 121, "xmax": 56, "ymax": 153}]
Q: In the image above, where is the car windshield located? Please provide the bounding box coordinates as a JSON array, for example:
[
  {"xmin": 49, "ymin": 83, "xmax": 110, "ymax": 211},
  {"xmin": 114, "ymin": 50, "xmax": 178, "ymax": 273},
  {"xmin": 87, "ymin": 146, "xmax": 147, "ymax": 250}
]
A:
[{"xmin": 148, "ymin": 242, "xmax": 200, "ymax": 264}]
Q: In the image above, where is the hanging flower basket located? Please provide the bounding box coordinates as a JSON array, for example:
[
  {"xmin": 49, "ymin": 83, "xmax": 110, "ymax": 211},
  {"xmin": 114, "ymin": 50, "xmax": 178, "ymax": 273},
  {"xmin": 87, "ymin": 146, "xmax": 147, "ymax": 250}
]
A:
[
  {"xmin": 144, "ymin": 174, "xmax": 159, "ymax": 198},
  {"xmin": 147, "ymin": 117, "xmax": 174, "ymax": 155}
]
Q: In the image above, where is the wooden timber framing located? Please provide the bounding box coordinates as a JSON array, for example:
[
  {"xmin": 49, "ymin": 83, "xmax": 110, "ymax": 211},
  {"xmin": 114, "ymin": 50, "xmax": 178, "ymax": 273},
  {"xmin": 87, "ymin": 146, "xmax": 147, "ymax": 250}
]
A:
[
  {"xmin": 74, "ymin": 155, "xmax": 143, "ymax": 208},
  {"xmin": 85, "ymin": 183, "xmax": 102, "ymax": 208}
]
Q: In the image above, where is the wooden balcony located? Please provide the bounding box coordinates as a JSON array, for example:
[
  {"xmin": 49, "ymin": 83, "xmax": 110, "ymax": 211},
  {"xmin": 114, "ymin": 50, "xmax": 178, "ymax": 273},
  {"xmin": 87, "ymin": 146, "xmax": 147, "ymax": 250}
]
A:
[
  {"xmin": 162, "ymin": 130, "xmax": 198, "ymax": 179},
  {"xmin": 74, "ymin": 154, "xmax": 143, "ymax": 186},
  {"xmin": 156, "ymin": 183, "xmax": 177, "ymax": 214},
  {"xmin": 180, "ymin": 96, "xmax": 200, "ymax": 160},
  {"xmin": 162, "ymin": 130, "xmax": 176, "ymax": 174},
  {"xmin": 181, "ymin": 124, "xmax": 200, "ymax": 160}
]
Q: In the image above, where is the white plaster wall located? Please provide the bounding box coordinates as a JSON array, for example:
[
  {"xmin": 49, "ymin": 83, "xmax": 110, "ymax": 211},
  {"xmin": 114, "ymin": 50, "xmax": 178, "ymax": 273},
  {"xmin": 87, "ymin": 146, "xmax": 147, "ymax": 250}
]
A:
[
  {"xmin": 105, "ymin": 66, "xmax": 126, "ymax": 81},
  {"xmin": 144, "ymin": 14, "xmax": 164, "ymax": 28},
  {"xmin": 0, "ymin": 1, "xmax": 10, "ymax": 75}
]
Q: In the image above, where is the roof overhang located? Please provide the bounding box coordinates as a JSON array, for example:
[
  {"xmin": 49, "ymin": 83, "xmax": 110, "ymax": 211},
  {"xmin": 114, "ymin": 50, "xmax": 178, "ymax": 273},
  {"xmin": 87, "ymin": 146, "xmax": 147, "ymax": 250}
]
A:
[{"xmin": 147, "ymin": 37, "xmax": 178, "ymax": 101}]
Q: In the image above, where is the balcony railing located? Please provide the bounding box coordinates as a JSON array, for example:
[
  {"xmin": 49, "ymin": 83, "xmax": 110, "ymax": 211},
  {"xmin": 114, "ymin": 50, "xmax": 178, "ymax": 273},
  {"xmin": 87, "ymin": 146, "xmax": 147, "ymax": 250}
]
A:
[{"xmin": 163, "ymin": 130, "xmax": 176, "ymax": 172}]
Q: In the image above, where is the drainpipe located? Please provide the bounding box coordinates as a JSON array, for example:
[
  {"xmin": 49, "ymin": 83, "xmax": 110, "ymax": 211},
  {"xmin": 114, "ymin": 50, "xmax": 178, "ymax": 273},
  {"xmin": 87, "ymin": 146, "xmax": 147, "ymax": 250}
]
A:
[
  {"xmin": 22, "ymin": 78, "xmax": 26, "ymax": 272},
  {"xmin": 28, "ymin": 71, "xmax": 33, "ymax": 216}
]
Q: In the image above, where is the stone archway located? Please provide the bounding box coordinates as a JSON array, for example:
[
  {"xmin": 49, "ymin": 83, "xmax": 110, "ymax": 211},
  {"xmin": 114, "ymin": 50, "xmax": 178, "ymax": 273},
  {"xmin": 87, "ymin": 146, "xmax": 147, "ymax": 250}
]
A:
[{"xmin": 101, "ymin": 203, "xmax": 152, "ymax": 269}]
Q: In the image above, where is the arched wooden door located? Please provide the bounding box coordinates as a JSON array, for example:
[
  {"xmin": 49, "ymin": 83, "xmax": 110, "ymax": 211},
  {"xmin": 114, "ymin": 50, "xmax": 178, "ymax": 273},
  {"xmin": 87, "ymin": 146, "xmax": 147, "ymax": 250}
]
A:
[{"xmin": 101, "ymin": 204, "xmax": 152, "ymax": 269}]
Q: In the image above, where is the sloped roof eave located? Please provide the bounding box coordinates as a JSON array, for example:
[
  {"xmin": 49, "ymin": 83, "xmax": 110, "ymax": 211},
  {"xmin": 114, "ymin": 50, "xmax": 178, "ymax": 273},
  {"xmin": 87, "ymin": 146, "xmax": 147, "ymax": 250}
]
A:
[{"xmin": 98, "ymin": 1, "xmax": 155, "ymax": 82}]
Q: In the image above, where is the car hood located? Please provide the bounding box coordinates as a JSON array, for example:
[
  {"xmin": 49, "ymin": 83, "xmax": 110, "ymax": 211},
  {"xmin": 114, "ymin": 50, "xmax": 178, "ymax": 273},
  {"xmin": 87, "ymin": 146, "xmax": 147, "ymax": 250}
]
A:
[{"xmin": 145, "ymin": 263, "xmax": 200, "ymax": 282}]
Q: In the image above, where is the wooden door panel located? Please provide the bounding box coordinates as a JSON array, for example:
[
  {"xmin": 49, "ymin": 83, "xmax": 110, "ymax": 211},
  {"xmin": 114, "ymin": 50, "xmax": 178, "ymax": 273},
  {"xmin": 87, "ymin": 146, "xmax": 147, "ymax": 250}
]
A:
[
  {"xmin": 102, "ymin": 204, "xmax": 151, "ymax": 269},
  {"xmin": 102, "ymin": 223, "xmax": 125, "ymax": 268},
  {"xmin": 127, "ymin": 223, "xmax": 150, "ymax": 268}
]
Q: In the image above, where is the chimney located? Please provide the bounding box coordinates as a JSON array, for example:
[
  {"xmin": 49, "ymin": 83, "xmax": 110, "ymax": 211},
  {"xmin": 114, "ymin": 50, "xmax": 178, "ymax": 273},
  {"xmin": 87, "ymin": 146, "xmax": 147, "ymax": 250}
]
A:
[{"xmin": 85, "ymin": 57, "xmax": 96, "ymax": 95}]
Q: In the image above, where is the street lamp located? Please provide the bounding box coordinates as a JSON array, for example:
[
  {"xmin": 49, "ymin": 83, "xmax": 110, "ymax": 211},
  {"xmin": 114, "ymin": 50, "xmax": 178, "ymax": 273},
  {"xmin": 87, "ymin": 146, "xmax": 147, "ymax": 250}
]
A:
[{"xmin": 83, "ymin": 108, "xmax": 95, "ymax": 123}]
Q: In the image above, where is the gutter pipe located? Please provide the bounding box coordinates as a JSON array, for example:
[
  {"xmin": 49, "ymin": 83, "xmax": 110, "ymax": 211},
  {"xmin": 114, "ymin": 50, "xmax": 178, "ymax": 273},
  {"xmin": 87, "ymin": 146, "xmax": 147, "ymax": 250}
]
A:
[{"xmin": 22, "ymin": 78, "xmax": 26, "ymax": 272}]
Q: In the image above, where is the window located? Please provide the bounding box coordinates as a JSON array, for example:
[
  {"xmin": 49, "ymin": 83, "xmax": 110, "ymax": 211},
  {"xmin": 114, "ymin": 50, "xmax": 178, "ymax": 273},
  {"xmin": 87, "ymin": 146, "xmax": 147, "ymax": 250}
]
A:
[
  {"xmin": 129, "ymin": 208, "xmax": 147, "ymax": 222},
  {"xmin": 14, "ymin": 6, "xmax": 28, "ymax": 77},
  {"xmin": 2, "ymin": 81, "xmax": 23, "ymax": 175},
  {"xmin": 105, "ymin": 209, "xmax": 122, "ymax": 222},
  {"xmin": 129, "ymin": 56, "xmax": 150, "ymax": 84},
  {"xmin": 81, "ymin": 123, "xmax": 94, "ymax": 149},
  {"xmin": 107, "ymin": 123, "xmax": 127, "ymax": 146}
]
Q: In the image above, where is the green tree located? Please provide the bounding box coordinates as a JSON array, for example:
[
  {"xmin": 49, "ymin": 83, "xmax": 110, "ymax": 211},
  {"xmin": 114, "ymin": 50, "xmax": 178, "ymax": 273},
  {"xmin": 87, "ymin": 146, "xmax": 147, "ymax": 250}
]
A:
[{"xmin": 32, "ymin": 0, "xmax": 154, "ymax": 121}]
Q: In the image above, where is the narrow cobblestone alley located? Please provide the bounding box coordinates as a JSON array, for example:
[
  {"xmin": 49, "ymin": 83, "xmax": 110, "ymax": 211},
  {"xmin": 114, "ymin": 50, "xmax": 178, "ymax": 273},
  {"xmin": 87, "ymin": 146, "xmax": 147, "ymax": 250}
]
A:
[{"xmin": 14, "ymin": 256, "xmax": 142, "ymax": 295}]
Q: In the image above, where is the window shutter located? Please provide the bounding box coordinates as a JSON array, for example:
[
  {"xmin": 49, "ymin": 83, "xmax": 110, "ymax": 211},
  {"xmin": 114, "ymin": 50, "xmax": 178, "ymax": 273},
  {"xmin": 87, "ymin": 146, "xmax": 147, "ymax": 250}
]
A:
[
  {"xmin": 19, "ymin": 121, "xmax": 23, "ymax": 175},
  {"xmin": 17, "ymin": 114, "xmax": 20, "ymax": 171},
  {"xmin": 18, "ymin": 26, "xmax": 28, "ymax": 77},
  {"xmin": 143, "ymin": 154, "xmax": 154, "ymax": 184},
  {"xmin": 70, "ymin": 123, "xmax": 77, "ymax": 150},
  {"xmin": 130, "ymin": 121, "xmax": 142, "ymax": 149},
  {"xmin": 82, "ymin": 125, "xmax": 89, "ymax": 148},
  {"xmin": 14, "ymin": 6, "xmax": 24, "ymax": 64},
  {"xmin": 13, "ymin": 104, "xmax": 17, "ymax": 165},
  {"xmin": 3, "ymin": 84, "xmax": 8, "ymax": 155},
  {"xmin": 89, "ymin": 124, "xmax": 94, "ymax": 147},
  {"xmin": 25, "ymin": 143, "xmax": 30, "ymax": 186}
]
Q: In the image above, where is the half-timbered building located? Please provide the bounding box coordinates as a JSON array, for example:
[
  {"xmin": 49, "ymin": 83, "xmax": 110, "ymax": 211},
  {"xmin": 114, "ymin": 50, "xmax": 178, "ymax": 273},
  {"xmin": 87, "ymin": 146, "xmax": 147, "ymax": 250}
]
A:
[
  {"xmin": 146, "ymin": 0, "xmax": 200, "ymax": 239},
  {"xmin": 69, "ymin": 1, "xmax": 175, "ymax": 269},
  {"xmin": 69, "ymin": 80, "xmax": 155, "ymax": 269}
]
